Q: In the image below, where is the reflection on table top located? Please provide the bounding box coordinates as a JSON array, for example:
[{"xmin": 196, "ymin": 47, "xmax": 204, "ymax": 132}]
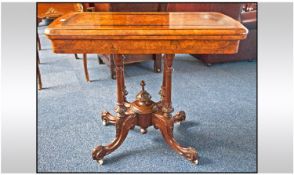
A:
[{"xmin": 46, "ymin": 12, "xmax": 248, "ymax": 37}]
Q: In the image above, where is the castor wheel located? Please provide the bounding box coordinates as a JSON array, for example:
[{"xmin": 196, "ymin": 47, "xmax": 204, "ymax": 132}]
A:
[
  {"xmin": 154, "ymin": 68, "xmax": 161, "ymax": 73},
  {"xmin": 140, "ymin": 128, "xmax": 147, "ymax": 134},
  {"xmin": 193, "ymin": 159, "xmax": 199, "ymax": 165},
  {"xmin": 102, "ymin": 120, "xmax": 107, "ymax": 126},
  {"xmin": 175, "ymin": 120, "xmax": 184, "ymax": 125},
  {"xmin": 96, "ymin": 159, "xmax": 104, "ymax": 165}
]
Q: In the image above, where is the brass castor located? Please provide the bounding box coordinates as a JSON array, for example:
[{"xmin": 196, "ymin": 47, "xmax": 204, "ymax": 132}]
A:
[
  {"xmin": 102, "ymin": 120, "xmax": 107, "ymax": 126},
  {"xmin": 154, "ymin": 68, "xmax": 161, "ymax": 73},
  {"xmin": 96, "ymin": 159, "xmax": 104, "ymax": 165},
  {"xmin": 140, "ymin": 128, "xmax": 147, "ymax": 134},
  {"xmin": 193, "ymin": 159, "xmax": 199, "ymax": 165}
]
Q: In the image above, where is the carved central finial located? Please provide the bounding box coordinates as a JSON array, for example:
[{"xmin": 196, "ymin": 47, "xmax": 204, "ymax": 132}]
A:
[
  {"xmin": 136, "ymin": 80, "xmax": 152, "ymax": 105},
  {"xmin": 140, "ymin": 80, "xmax": 145, "ymax": 91}
]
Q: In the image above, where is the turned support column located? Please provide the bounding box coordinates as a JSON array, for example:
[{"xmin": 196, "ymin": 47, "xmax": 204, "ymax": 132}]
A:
[
  {"xmin": 113, "ymin": 54, "xmax": 127, "ymax": 117},
  {"xmin": 162, "ymin": 54, "xmax": 175, "ymax": 116},
  {"xmin": 121, "ymin": 55, "xmax": 128, "ymax": 103},
  {"xmin": 159, "ymin": 55, "xmax": 166, "ymax": 103}
]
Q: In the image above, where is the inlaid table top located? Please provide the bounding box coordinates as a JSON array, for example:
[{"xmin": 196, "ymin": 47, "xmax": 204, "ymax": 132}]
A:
[{"xmin": 45, "ymin": 12, "xmax": 248, "ymax": 54}]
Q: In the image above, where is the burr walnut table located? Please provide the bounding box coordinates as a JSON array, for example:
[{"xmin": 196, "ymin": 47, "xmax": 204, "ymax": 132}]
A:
[{"xmin": 45, "ymin": 12, "xmax": 247, "ymax": 165}]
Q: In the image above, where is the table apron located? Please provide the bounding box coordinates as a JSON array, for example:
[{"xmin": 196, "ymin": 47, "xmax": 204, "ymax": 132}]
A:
[{"xmin": 50, "ymin": 39, "xmax": 240, "ymax": 54}]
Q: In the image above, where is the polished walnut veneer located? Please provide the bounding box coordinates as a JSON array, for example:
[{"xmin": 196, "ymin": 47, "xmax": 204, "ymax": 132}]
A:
[{"xmin": 45, "ymin": 12, "xmax": 247, "ymax": 165}]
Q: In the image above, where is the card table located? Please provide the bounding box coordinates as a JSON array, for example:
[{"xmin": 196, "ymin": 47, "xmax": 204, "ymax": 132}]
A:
[{"xmin": 45, "ymin": 12, "xmax": 247, "ymax": 165}]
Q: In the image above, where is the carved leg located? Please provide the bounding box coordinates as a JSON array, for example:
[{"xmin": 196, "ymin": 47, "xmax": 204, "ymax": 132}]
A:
[
  {"xmin": 154, "ymin": 54, "xmax": 162, "ymax": 73},
  {"xmin": 152, "ymin": 113, "xmax": 198, "ymax": 164},
  {"xmin": 92, "ymin": 114, "xmax": 137, "ymax": 164},
  {"xmin": 101, "ymin": 111, "xmax": 118, "ymax": 126},
  {"xmin": 83, "ymin": 54, "xmax": 90, "ymax": 82},
  {"xmin": 37, "ymin": 51, "xmax": 42, "ymax": 90}
]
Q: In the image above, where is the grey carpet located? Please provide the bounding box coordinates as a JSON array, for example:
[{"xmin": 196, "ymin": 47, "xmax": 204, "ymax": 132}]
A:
[{"xmin": 37, "ymin": 25, "xmax": 257, "ymax": 172}]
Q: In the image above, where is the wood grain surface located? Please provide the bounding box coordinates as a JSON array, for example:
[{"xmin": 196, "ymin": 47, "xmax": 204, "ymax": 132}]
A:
[{"xmin": 45, "ymin": 12, "xmax": 247, "ymax": 54}]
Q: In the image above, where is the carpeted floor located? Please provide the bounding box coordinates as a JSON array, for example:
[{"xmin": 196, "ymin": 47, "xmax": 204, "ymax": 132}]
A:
[{"xmin": 37, "ymin": 24, "xmax": 257, "ymax": 172}]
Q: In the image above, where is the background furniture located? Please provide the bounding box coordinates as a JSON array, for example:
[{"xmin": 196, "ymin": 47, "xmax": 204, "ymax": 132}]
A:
[
  {"xmin": 37, "ymin": 3, "xmax": 83, "ymax": 53},
  {"xmin": 37, "ymin": 50, "xmax": 42, "ymax": 90},
  {"xmin": 86, "ymin": 3, "xmax": 166, "ymax": 79},
  {"xmin": 37, "ymin": 3, "xmax": 93, "ymax": 82},
  {"xmin": 166, "ymin": 3, "xmax": 257, "ymax": 65},
  {"xmin": 37, "ymin": 18, "xmax": 42, "ymax": 90}
]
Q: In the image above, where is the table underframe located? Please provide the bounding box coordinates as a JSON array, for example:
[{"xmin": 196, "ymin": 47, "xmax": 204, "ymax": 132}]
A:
[{"xmin": 92, "ymin": 54, "xmax": 198, "ymax": 165}]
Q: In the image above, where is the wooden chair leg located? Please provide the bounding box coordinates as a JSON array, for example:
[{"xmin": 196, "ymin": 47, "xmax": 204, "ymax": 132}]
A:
[
  {"xmin": 74, "ymin": 54, "xmax": 80, "ymax": 59},
  {"xmin": 97, "ymin": 55, "xmax": 104, "ymax": 64},
  {"xmin": 37, "ymin": 52, "xmax": 42, "ymax": 90},
  {"xmin": 83, "ymin": 54, "xmax": 90, "ymax": 82},
  {"xmin": 37, "ymin": 53, "xmax": 40, "ymax": 65},
  {"xmin": 153, "ymin": 54, "xmax": 162, "ymax": 73},
  {"xmin": 37, "ymin": 32, "xmax": 41, "ymax": 50}
]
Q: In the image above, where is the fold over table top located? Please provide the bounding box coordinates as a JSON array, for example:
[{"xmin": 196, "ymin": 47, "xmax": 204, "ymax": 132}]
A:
[{"xmin": 45, "ymin": 12, "xmax": 248, "ymax": 54}]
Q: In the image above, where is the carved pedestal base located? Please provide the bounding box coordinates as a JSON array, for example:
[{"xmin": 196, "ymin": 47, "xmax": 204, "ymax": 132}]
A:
[{"xmin": 92, "ymin": 81, "xmax": 198, "ymax": 165}]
